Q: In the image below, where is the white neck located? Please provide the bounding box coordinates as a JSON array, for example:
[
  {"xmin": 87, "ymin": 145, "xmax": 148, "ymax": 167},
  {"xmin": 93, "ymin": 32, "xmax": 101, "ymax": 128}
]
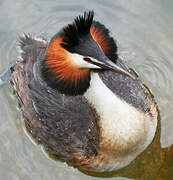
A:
[{"xmin": 84, "ymin": 72, "xmax": 157, "ymax": 163}]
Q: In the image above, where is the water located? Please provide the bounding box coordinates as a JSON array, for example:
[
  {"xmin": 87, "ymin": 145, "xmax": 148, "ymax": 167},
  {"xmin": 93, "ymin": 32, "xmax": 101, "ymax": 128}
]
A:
[{"xmin": 0, "ymin": 0, "xmax": 173, "ymax": 179}]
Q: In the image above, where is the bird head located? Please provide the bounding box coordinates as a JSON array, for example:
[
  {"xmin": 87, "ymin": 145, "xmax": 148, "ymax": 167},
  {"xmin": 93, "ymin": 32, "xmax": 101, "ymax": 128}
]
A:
[{"xmin": 42, "ymin": 11, "xmax": 134, "ymax": 96}]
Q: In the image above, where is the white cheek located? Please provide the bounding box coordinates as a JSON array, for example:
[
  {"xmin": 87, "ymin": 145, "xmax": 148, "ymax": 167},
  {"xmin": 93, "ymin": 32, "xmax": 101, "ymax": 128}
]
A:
[{"xmin": 69, "ymin": 53, "xmax": 101, "ymax": 69}]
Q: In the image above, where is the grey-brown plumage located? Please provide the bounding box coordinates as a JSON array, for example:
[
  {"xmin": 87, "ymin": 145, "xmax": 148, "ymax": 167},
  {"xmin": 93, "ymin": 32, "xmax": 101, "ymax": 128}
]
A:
[
  {"xmin": 99, "ymin": 61, "xmax": 152, "ymax": 114},
  {"xmin": 11, "ymin": 36, "xmax": 99, "ymax": 167}
]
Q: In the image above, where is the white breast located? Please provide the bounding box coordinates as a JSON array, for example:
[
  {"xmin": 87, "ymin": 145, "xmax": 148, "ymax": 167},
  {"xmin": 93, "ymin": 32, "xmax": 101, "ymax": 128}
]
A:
[{"xmin": 84, "ymin": 72, "xmax": 157, "ymax": 171}]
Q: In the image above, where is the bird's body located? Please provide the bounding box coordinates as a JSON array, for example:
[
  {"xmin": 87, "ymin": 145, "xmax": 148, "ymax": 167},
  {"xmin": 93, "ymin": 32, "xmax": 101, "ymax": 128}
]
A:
[{"xmin": 11, "ymin": 11, "xmax": 157, "ymax": 172}]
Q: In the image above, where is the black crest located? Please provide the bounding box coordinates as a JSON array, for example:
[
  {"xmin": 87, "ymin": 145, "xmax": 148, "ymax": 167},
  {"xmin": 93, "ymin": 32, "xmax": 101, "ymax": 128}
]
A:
[{"xmin": 61, "ymin": 11, "xmax": 94, "ymax": 50}]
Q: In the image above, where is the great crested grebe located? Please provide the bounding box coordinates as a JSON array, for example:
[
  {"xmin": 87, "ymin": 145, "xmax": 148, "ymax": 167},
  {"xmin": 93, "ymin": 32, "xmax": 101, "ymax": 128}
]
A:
[{"xmin": 10, "ymin": 11, "xmax": 157, "ymax": 172}]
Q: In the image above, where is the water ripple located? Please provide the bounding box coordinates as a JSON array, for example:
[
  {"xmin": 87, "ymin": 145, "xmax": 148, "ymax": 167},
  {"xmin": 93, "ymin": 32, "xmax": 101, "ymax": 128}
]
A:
[{"xmin": 1, "ymin": 0, "xmax": 173, "ymax": 179}]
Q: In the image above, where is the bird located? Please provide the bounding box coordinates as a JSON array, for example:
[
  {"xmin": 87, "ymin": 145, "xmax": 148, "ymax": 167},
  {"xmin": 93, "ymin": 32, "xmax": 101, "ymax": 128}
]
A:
[{"xmin": 10, "ymin": 11, "xmax": 157, "ymax": 172}]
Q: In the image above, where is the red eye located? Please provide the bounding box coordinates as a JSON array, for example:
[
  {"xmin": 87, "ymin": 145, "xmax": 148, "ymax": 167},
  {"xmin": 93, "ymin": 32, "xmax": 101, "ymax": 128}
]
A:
[{"xmin": 83, "ymin": 57, "xmax": 91, "ymax": 62}]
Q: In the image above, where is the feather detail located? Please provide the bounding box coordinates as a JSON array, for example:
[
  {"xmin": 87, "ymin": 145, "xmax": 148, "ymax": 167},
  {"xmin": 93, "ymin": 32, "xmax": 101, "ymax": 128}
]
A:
[
  {"xmin": 61, "ymin": 11, "xmax": 94, "ymax": 50},
  {"xmin": 42, "ymin": 37, "xmax": 90, "ymax": 96},
  {"xmin": 90, "ymin": 21, "xmax": 118, "ymax": 62}
]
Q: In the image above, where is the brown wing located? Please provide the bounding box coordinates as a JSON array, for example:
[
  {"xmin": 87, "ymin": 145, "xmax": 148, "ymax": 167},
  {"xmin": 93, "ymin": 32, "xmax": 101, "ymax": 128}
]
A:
[{"xmin": 11, "ymin": 35, "xmax": 99, "ymax": 167}]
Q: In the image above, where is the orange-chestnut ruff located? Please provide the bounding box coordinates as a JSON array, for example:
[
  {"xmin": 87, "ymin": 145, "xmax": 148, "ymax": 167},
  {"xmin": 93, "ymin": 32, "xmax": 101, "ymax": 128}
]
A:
[{"xmin": 46, "ymin": 24, "xmax": 113, "ymax": 85}]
